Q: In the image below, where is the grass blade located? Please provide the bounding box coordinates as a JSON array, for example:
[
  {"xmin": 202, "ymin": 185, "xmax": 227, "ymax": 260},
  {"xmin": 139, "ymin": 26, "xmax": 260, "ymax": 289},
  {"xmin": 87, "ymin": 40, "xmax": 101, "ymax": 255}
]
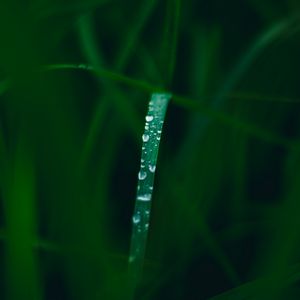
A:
[
  {"xmin": 4, "ymin": 138, "xmax": 42, "ymax": 300},
  {"xmin": 128, "ymin": 93, "xmax": 171, "ymax": 299},
  {"xmin": 163, "ymin": 0, "xmax": 181, "ymax": 87}
]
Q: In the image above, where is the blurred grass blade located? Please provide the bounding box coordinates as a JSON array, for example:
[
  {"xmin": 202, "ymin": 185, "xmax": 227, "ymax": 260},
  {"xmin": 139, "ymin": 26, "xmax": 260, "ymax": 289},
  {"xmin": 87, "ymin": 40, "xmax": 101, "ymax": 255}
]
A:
[
  {"xmin": 0, "ymin": 79, "xmax": 10, "ymax": 96},
  {"xmin": 172, "ymin": 94, "xmax": 297, "ymax": 148},
  {"xmin": 77, "ymin": 13, "xmax": 144, "ymax": 162},
  {"xmin": 4, "ymin": 137, "xmax": 42, "ymax": 300},
  {"xmin": 162, "ymin": 0, "xmax": 181, "ymax": 87},
  {"xmin": 2, "ymin": 63, "xmax": 297, "ymax": 149},
  {"xmin": 115, "ymin": 0, "xmax": 158, "ymax": 70},
  {"xmin": 32, "ymin": 0, "xmax": 109, "ymax": 19},
  {"xmin": 0, "ymin": 123, "xmax": 7, "ymax": 186},
  {"xmin": 217, "ymin": 17, "xmax": 296, "ymax": 100},
  {"xmin": 207, "ymin": 262, "xmax": 300, "ymax": 300},
  {"xmin": 195, "ymin": 16, "xmax": 299, "ymax": 137},
  {"xmin": 45, "ymin": 63, "xmax": 160, "ymax": 93}
]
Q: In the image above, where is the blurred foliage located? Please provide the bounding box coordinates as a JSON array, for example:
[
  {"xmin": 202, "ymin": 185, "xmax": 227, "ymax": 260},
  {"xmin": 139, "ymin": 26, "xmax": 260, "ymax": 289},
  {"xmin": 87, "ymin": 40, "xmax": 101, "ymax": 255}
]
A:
[{"xmin": 1, "ymin": 0, "xmax": 300, "ymax": 299}]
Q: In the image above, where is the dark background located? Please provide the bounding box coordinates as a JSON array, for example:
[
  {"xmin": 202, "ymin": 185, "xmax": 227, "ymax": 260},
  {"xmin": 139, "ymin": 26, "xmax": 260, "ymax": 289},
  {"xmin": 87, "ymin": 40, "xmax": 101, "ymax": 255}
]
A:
[{"xmin": 1, "ymin": 0, "xmax": 300, "ymax": 299}]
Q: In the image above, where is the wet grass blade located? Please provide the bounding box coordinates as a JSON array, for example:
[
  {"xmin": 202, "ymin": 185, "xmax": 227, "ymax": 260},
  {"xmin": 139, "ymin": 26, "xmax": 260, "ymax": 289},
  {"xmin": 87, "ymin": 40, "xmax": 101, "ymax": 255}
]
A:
[{"xmin": 128, "ymin": 93, "xmax": 171, "ymax": 299}]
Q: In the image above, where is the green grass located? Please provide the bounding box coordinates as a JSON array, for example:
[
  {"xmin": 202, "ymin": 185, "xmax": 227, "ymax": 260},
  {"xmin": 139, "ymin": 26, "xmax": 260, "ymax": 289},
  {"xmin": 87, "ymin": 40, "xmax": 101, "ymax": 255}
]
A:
[
  {"xmin": 128, "ymin": 92, "xmax": 171, "ymax": 299},
  {"xmin": 1, "ymin": 1, "xmax": 300, "ymax": 300}
]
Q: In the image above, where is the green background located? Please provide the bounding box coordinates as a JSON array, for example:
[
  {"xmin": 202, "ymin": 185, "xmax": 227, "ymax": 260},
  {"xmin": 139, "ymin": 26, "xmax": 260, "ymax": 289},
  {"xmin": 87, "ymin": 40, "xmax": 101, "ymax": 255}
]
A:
[{"xmin": 1, "ymin": 0, "xmax": 300, "ymax": 299}]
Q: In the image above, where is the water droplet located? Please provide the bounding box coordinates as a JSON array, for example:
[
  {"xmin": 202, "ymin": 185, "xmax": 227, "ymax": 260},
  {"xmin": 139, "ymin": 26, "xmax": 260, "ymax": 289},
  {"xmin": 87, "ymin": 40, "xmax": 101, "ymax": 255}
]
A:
[
  {"xmin": 142, "ymin": 134, "xmax": 149, "ymax": 142},
  {"xmin": 145, "ymin": 224, "xmax": 149, "ymax": 230},
  {"xmin": 156, "ymin": 136, "xmax": 161, "ymax": 141},
  {"xmin": 149, "ymin": 187, "xmax": 153, "ymax": 190},
  {"xmin": 138, "ymin": 171, "xmax": 147, "ymax": 180},
  {"xmin": 133, "ymin": 214, "xmax": 141, "ymax": 224},
  {"xmin": 137, "ymin": 194, "xmax": 151, "ymax": 201},
  {"xmin": 141, "ymin": 159, "xmax": 145, "ymax": 163},
  {"xmin": 149, "ymin": 165, "xmax": 156, "ymax": 173},
  {"xmin": 145, "ymin": 126, "xmax": 149, "ymax": 130},
  {"xmin": 158, "ymin": 130, "xmax": 162, "ymax": 133},
  {"xmin": 146, "ymin": 115, "xmax": 154, "ymax": 122}
]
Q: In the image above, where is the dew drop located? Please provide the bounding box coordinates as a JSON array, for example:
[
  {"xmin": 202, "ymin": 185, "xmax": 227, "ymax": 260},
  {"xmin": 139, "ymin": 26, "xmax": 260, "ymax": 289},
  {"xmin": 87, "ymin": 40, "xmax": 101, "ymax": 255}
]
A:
[
  {"xmin": 156, "ymin": 136, "xmax": 161, "ymax": 141},
  {"xmin": 142, "ymin": 134, "xmax": 149, "ymax": 142},
  {"xmin": 133, "ymin": 214, "xmax": 141, "ymax": 224},
  {"xmin": 146, "ymin": 115, "xmax": 154, "ymax": 122},
  {"xmin": 138, "ymin": 171, "xmax": 147, "ymax": 180},
  {"xmin": 137, "ymin": 194, "xmax": 151, "ymax": 201},
  {"xmin": 149, "ymin": 165, "xmax": 156, "ymax": 173}
]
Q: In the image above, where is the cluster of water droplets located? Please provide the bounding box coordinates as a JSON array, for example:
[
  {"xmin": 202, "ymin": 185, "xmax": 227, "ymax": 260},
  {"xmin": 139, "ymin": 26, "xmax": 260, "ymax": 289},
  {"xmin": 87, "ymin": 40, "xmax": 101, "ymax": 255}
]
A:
[{"xmin": 136, "ymin": 93, "xmax": 172, "ymax": 203}]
